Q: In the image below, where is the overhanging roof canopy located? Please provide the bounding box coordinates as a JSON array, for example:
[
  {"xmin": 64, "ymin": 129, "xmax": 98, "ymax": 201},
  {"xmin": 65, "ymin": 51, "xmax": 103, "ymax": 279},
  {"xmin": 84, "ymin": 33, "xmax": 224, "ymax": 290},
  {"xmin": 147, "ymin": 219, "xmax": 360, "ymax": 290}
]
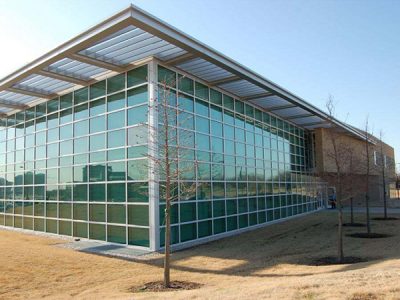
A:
[{"xmin": 0, "ymin": 4, "xmax": 364, "ymax": 139}]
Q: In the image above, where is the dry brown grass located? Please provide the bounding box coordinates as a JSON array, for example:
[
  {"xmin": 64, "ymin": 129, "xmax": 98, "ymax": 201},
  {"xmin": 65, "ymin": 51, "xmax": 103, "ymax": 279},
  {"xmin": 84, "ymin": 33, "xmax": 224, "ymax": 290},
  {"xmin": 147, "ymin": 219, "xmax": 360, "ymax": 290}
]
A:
[{"xmin": 1, "ymin": 211, "xmax": 400, "ymax": 299}]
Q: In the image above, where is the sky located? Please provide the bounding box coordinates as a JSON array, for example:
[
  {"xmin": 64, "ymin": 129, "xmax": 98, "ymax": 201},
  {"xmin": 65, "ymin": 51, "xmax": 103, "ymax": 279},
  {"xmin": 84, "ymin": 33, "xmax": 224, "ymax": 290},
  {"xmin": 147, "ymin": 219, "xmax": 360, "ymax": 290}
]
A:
[{"xmin": 0, "ymin": 0, "xmax": 399, "ymax": 165}]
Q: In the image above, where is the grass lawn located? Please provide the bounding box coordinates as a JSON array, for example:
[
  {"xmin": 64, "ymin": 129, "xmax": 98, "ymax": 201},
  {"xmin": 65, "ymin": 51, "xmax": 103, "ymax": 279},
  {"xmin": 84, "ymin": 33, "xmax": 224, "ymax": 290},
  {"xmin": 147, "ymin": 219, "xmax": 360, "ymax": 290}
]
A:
[{"xmin": 1, "ymin": 211, "xmax": 400, "ymax": 299}]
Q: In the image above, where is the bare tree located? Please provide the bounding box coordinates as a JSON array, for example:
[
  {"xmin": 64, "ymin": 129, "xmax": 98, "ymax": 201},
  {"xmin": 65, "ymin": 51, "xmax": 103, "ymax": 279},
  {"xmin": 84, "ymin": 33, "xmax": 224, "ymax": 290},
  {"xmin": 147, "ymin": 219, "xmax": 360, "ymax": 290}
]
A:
[
  {"xmin": 363, "ymin": 117, "xmax": 372, "ymax": 234},
  {"xmin": 148, "ymin": 73, "xmax": 199, "ymax": 288},
  {"xmin": 323, "ymin": 97, "xmax": 353, "ymax": 262},
  {"xmin": 378, "ymin": 131, "xmax": 388, "ymax": 219}
]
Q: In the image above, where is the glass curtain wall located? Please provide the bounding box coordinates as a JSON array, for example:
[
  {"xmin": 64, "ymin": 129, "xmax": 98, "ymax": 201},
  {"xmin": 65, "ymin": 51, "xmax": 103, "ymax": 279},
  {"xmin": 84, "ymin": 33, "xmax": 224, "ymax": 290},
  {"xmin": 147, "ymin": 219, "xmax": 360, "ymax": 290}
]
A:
[
  {"xmin": 157, "ymin": 65, "xmax": 324, "ymax": 247},
  {"xmin": 0, "ymin": 64, "xmax": 150, "ymax": 247}
]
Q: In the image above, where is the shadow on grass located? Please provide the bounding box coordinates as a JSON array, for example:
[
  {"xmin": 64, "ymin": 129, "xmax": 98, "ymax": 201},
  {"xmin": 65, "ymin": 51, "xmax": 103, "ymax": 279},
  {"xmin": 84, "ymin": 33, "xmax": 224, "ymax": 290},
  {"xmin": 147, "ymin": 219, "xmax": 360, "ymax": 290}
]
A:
[{"xmin": 78, "ymin": 211, "xmax": 400, "ymax": 279}]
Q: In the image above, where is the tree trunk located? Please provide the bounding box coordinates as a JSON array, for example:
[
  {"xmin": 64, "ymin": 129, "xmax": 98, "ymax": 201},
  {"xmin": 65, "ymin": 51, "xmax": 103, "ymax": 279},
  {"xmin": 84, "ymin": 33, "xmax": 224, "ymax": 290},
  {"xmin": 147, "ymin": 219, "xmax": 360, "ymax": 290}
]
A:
[
  {"xmin": 164, "ymin": 200, "xmax": 171, "ymax": 287},
  {"xmin": 366, "ymin": 194, "xmax": 371, "ymax": 234},
  {"xmin": 350, "ymin": 197, "xmax": 354, "ymax": 224},
  {"xmin": 338, "ymin": 204, "xmax": 344, "ymax": 262}
]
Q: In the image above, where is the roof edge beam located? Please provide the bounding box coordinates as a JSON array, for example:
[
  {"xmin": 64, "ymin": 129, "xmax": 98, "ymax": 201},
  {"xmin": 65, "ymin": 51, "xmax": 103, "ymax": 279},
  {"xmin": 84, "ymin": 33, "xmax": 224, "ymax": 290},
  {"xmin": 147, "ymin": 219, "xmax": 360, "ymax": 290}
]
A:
[
  {"xmin": 301, "ymin": 121, "xmax": 329, "ymax": 127},
  {"xmin": 7, "ymin": 87, "xmax": 55, "ymax": 99},
  {"xmin": 0, "ymin": 13, "xmax": 133, "ymax": 90},
  {"xmin": 69, "ymin": 53, "xmax": 125, "ymax": 73},
  {"xmin": 268, "ymin": 104, "xmax": 297, "ymax": 111},
  {"xmin": 0, "ymin": 98, "xmax": 29, "ymax": 109},
  {"xmin": 37, "ymin": 70, "xmax": 90, "ymax": 86},
  {"xmin": 286, "ymin": 113, "xmax": 314, "ymax": 120},
  {"xmin": 242, "ymin": 92, "xmax": 274, "ymax": 101},
  {"xmin": 208, "ymin": 75, "xmax": 240, "ymax": 86},
  {"xmin": 163, "ymin": 53, "xmax": 194, "ymax": 65}
]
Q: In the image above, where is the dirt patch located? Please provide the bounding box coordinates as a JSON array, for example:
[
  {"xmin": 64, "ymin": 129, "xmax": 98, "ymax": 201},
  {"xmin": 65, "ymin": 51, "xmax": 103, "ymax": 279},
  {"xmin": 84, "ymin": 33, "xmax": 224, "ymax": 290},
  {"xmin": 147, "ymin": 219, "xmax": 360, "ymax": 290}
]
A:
[
  {"xmin": 347, "ymin": 233, "xmax": 392, "ymax": 239},
  {"xmin": 342, "ymin": 223, "xmax": 365, "ymax": 227},
  {"xmin": 306, "ymin": 256, "xmax": 368, "ymax": 266},
  {"xmin": 372, "ymin": 217, "xmax": 399, "ymax": 221},
  {"xmin": 130, "ymin": 281, "xmax": 202, "ymax": 293},
  {"xmin": 349, "ymin": 292, "xmax": 383, "ymax": 300}
]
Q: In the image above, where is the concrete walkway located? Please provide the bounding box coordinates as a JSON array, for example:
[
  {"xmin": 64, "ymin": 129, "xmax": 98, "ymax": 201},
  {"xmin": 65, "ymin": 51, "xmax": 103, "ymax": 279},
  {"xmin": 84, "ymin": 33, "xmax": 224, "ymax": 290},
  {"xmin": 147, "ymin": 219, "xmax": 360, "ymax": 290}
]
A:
[
  {"xmin": 60, "ymin": 240, "xmax": 155, "ymax": 260},
  {"xmin": 329, "ymin": 206, "xmax": 400, "ymax": 214}
]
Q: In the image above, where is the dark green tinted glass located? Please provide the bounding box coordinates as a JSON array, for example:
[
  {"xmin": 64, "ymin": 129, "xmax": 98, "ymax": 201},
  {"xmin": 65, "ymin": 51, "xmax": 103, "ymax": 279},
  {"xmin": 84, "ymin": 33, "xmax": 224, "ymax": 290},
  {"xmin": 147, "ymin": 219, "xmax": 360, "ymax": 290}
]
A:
[
  {"xmin": 128, "ymin": 204, "xmax": 148, "ymax": 226},
  {"xmin": 127, "ymin": 65, "xmax": 147, "ymax": 87},
  {"xmin": 107, "ymin": 74, "xmax": 125, "ymax": 94},
  {"xmin": 128, "ymin": 227, "xmax": 149, "ymax": 247},
  {"xmin": 107, "ymin": 225, "xmax": 126, "ymax": 244}
]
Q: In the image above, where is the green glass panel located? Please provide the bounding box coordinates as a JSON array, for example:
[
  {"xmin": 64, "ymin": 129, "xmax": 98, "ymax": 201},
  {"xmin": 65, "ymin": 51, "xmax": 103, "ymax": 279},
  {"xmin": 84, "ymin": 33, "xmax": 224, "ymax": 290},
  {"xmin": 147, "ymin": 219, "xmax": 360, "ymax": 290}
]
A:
[
  {"xmin": 46, "ymin": 219, "xmax": 57, "ymax": 233},
  {"xmin": 107, "ymin": 129, "xmax": 125, "ymax": 148},
  {"xmin": 107, "ymin": 91, "xmax": 125, "ymax": 111},
  {"xmin": 227, "ymin": 216, "xmax": 238, "ymax": 231},
  {"xmin": 14, "ymin": 216, "xmax": 22, "ymax": 228},
  {"xmin": 127, "ymin": 105, "xmax": 147, "ymax": 125},
  {"xmin": 107, "ymin": 225, "xmax": 126, "ymax": 244},
  {"xmin": 107, "ymin": 183, "xmax": 125, "ymax": 202},
  {"xmin": 127, "ymin": 65, "xmax": 147, "ymax": 87},
  {"xmin": 214, "ymin": 218, "xmax": 226, "ymax": 234},
  {"xmin": 23, "ymin": 217, "xmax": 33, "ymax": 229},
  {"xmin": 90, "ymin": 133, "xmax": 105, "ymax": 151},
  {"xmin": 127, "ymin": 159, "xmax": 147, "ymax": 180},
  {"xmin": 258, "ymin": 211, "xmax": 266, "ymax": 223},
  {"xmin": 249, "ymin": 212, "xmax": 257, "ymax": 226},
  {"xmin": 178, "ymin": 75, "xmax": 194, "ymax": 95},
  {"xmin": 73, "ymin": 184, "xmax": 87, "ymax": 201},
  {"xmin": 74, "ymin": 88, "xmax": 88, "ymax": 104},
  {"xmin": 238, "ymin": 199, "xmax": 248, "ymax": 213},
  {"xmin": 59, "ymin": 220, "xmax": 72, "ymax": 235},
  {"xmin": 158, "ymin": 66, "xmax": 176, "ymax": 87},
  {"xmin": 34, "ymin": 186, "xmax": 45, "ymax": 200},
  {"xmin": 73, "ymin": 165, "xmax": 88, "ymax": 183},
  {"xmin": 73, "ymin": 222, "xmax": 88, "ymax": 238},
  {"xmin": 180, "ymin": 202, "xmax": 196, "ymax": 223},
  {"xmin": 60, "ymin": 93, "xmax": 73, "ymax": 109},
  {"xmin": 180, "ymin": 223, "xmax": 196, "ymax": 242},
  {"xmin": 60, "ymin": 124, "xmax": 73, "ymax": 140},
  {"xmin": 59, "ymin": 167, "xmax": 73, "ymax": 184},
  {"xmin": 107, "ymin": 161, "xmax": 125, "ymax": 181},
  {"xmin": 195, "ymin": 82, "xmax": 209, "ymax": 100},
  {"xmin": 127, "ymin": 85, "xmax": 148, "ymax": 106},
  {"xmin": 127, "ymin": 182, "xmax": 148, "ymax": 202},
  {"xmin": 90, "ymin": 115, "xmax": 106, "ymax": 133},
  {"xmin": 89, "ymin": 204, "xmax": 105, "ymax": 222},
  {"xmin": 34, "ymin": 218, "xmax": 44, "ymax": 231},
  {"xmin": 197, "ymin": 201, "xmax": 211, "ymax": 220},
  {"xmin": 89, "ymin": 184, "xmax": 105, "ymax": 202},
  {"xmin": 90, "ymin": 80, "xmax": 106, "ymax": 99},
  {"xmin": 108, "ymin": 110, "xmax": 125, "ymax": 130},
  {"xmin": 108, "ymin": 148, "xmax": 125, "ymax": 161},
  {"xmin": 107, "ymin": 204, "xmax": 125, "ymax": 224},
  {"xmin": 59, "ymin": 203, "xmax": 72, "ymax": 219},
  {"xmin": 60, "ymin": 109, "xmax": 73, "ymax": 125},
  {"xmin": 213, "ymin": 200, "xmax": 225, "ymax": 218},
  {"xmin": 89, "ymin": 165, "xmax": 105, "ymax": 182},
  {"xmin": 74, "ymin": 120, "xmax": 88, "ymax": 137},
  {"xmin": 74, "ymin": 137, "xmax": 88, "ymax": 154},
  {"xmin": 128, "ymin": 227, "xmax": 149, "ymax": 247},
  {"xmin": 159, "ymin": 203, "xmax": 178, "ymax": 225},
  {"xmin": 198, "ymin": 220, "xmax": 212, "ymax": 238},
  {"xmin": 73, "ymin": 203, "xmax": 87, "ymax": 220},
  {"xmin": 90, "ymin": 98, "xmax": 106, "ymax": 116},
  {"xmin": 90, "ymin": 151, "xmax": 105, "ymax": 163},
  {"xmin": 239, "ymin": 214, "xmax": 248, "ymax": 228},
  {"xmin": 107, "ymin": 74, "xmax": 125, "ymax": 94},
  {"xmin": 23, "ymin": 202, "xmax": 33, "ymax": 215},
  {"xmin": 128, "ymin": 204, "xmax": 148, "ymax": 226},
  {"xmin": 89, "ymin": 223, "xmax": 106, "ymax": 241},
  {"xmin": 46, "ymin": 202, "xmax": 57, "ymax": 218},
  {"xmin": 74, "ymin": 103, "xmax": 88, "ymax": 120},
  {"xmin": 160, "ymin": 225, "xmax": 179, "ymax": 246}
]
